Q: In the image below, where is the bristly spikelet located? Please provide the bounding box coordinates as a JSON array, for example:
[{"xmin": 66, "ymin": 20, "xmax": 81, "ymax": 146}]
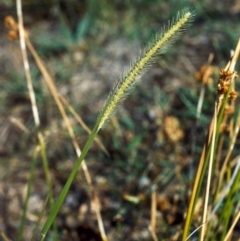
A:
[{"xmin": 97, "ymin": 9, "xmax": 194, "ymax": 130}]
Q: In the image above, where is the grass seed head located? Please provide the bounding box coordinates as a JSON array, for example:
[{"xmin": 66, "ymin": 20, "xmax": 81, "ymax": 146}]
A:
[{"xmin": 97, "ymin": 9, "xmax": 194, "ymax": 130}]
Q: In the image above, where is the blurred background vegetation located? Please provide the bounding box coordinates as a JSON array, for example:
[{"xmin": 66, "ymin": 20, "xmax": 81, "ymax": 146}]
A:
[{"xmin": 0, "ymin": 0, "xmax": 240, "ymax": 240}]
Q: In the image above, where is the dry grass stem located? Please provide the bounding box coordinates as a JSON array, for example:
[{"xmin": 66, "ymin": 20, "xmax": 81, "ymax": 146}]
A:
[
  {"xmin": 92, "ymin": 194, "xmax": 108, "ymax": 241},
  {"xmin": 200, "ymin": 103, "xmax": 217, "ymax": 241},
  {"xmin": 25, "ymin": 38, "xmax": 95, "ymax": 183},
  {"xmin": 0, "ymin": 232, "xmax": 11, "ymax": 241},
  {"xmin": 9, "ymin": 116, "xmax": 29, "ymax": 133},
  {"xmin": 223, "ymin": 209, "xmax": 240, "ymax": 241},
  {"xmin": 149, "ymin": 185, "xmax": 158, "ymax": 241},
  {"xmin": 16, "ymin": 0, "xmax": 40, "ymax": 127},
  {"xmin": 59, "ymin": 95, "xmax": 109, "ymax": 156},
  {"xmin": 195, "ymin": 53, "xmax": 214, "ymax": 119}
]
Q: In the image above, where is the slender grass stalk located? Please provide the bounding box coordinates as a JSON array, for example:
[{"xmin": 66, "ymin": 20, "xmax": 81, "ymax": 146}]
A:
[
  {"xmin": 213, "ymin": 110, "xmax": 240, "ymax": 199},
  {"xmin": 16, "ymin": 0, "xmax": 57, "ymax": 238},
  {"xmin": 200, "ymin": 103, "xmax": 217, "ymax": 241},
  {"xmin": 40, "ymin": 9, "xmax": 194, "ymax": 240},
  {"xmin": 223, "ymin": 209, "xmax": 240, "ymax": 241},
  {"xmin": 182, "ymin": 105, "xmax": 218, "ymax": 240},
  {"xmin": 211, "ymin": 167, "xmax": 240, "ymax": 241},
  {"xmin": 149, "ymin": 185, "xmax": 158, "ymax": 241},
  {"xmin": 16, "ymin": 0, "xmax": 39, "ymax": 127},
  {"xmin": 31, "ymin": 191, "xmax": 51, "ymax": 241},
  {"xmin": 210, "ymin": 156, "xmax": 240, "ymax": 219},
  {"xmin": 0, "ymin": 232, "xmax": 11, "ymax": 241},
  {"xmin": 40, "ymin": 123, "xmax": 99, "ymax": 241},
  {"xmin": 18, "ymin": 147, "xmax": 39, "ymax": 241},
  {"xmin": 59, "ymin": 95, "xmax": 109, "ymax": 156}
]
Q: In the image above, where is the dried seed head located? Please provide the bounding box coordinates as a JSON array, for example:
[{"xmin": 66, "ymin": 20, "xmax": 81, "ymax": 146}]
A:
[
  {"xmin": 219, "ymin": 69, "xmax": 238, "ymax": 82},
  {"xmin": 4, "ymin": 16, "xmax": 18, "ymax": 30},
  {"xmin": 4, "ymin": 15, "xmax": 29, "ymax": 41},
  {"xmin": 229, "ymin": 90, "xmax": 238, "ymax": 100},
  {"xmin": 219, "ymin": 69, "xmax": 233, "ymax": 80},
  {"xmin": 195, "ymin": 64, "xmax": 214, "ymax": 85},
  {"xmin": 217, "ymin": 78, "xmax": 231, "ymax": 95},
  {"xmin": 233, "ymin": 72, "xmax": 239, "ymax": 79},
  {"xmin": 217, "ymin": 69, "xmax": 238, "ymax": 97},
  {"xmin": 220, "ymin": 123, "xmax": 229, "ymax": 133},
  {"xmin": 164, "ymin": 116, "xmax": 184, "ymax": 143},
  {"xmin": 8, "ymin": 30, "xmax": 19, "ymax": 41},
  {"xmin": 4, "ymin": 16, "xmax": 19, "ymax": 41},
  {"xmin": 224, "ymin": 105, "xmax": 235, "ymax": 115}
]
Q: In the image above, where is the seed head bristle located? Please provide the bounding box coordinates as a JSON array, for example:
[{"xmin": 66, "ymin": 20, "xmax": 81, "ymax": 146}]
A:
[{"xmin": 97, "ymin": 9, "xmax": 194, "ymax": 130}]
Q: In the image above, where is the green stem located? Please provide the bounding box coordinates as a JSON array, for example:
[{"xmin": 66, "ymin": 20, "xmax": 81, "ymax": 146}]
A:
[
  {"xmin": 18, "ymin": 149, "xmax": 38, "ymax": 241},
  {"xmin": 40, "ymin": 122, "xmax": 99, "ymax": 240}
]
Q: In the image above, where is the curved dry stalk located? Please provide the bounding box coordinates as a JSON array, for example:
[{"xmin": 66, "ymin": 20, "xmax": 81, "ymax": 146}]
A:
[
  {"xmin": 16, "ymin": 0, "xmax": 40, "ymax": 127},
  {"xmin": 0, "ymin": 232, "xmax": 11, "ymax": 241},
  {"xmin": 149, "ymin": 185, "xmax": 158, "ymax": 241},
  {"xmin": 25, "ymin": 38, "xmax": 108, "ymax": 241},
  {"xmin": 223, "ymin": 208, "xmax": 240, "ymax": 241},
  {"xmin": 200, "ymin": 103, "xmax": 217, "ymax": 241},
  {"xmin": 59, "ymin": 95, "xmax": 109, "ymax": 156}
]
